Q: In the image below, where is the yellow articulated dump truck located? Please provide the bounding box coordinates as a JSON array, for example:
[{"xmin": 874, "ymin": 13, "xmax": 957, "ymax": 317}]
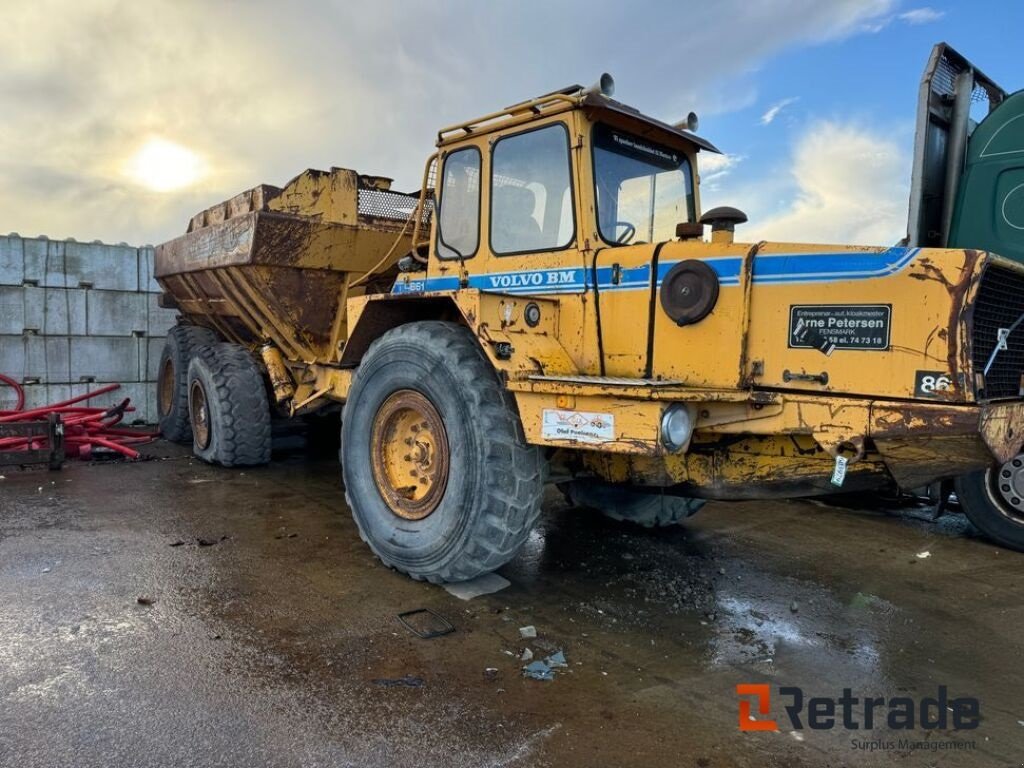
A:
[{"xmin": 155, "ymin": 75, "xmax": 1024, "ymax": 582}]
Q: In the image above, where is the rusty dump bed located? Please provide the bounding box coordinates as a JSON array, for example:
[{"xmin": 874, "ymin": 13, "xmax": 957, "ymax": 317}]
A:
[{"xmin": 154, "ymin": 167, "xmax": 424, "ymax": 363}]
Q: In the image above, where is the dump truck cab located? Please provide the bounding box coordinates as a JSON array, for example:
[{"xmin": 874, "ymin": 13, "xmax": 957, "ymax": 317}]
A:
[{"xmin": 156, "ymin": 71, "xmax": 1024, "ymax": 583}]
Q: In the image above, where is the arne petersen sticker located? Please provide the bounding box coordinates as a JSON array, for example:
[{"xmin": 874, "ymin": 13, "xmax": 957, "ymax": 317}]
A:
[
  {"xmin": 541, "ymin": 409, "xmax": 615, "ymax": 444},
  {"xmin": 789, "ymin": 304, "xmax": 891, "ymax": 351}
]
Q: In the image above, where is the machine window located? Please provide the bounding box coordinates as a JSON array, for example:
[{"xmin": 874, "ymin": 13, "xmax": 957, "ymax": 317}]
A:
[
  {"xmin": 593, "ymin": 124, "xmax": 695, "ymax": 245},
  {"xmin": 437, "ymin": 147, "xmax": 481, "ymax": 259},
  {"xmin": 490, "ymin": 124, "xmax": 575, "ymax": 255}
]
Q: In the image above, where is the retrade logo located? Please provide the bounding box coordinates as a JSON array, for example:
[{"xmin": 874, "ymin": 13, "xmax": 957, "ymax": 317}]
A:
[
  {"xmin": 737, "ymin": 683, "xmax": 777, "ymax": 731},
  {"xmin": 736, "ymin": 684, "xmax": 979, "ymax": 732}
]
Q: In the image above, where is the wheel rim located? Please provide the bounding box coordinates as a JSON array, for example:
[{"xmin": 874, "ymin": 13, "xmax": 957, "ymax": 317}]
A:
[
  {"xmin": 370, "ymin": 389, "xmax": 449, "ymax": 520},
  {"xmin": 190, "ymin": 380, "xmax": 211, "ymax": 449},
  {"xmin": 989, "ymin": 454, "xmax": 1024, "ymax": 524},
  {"xmin": 158, "ymin": 358, "xmax": 174, "ymax": 417}
]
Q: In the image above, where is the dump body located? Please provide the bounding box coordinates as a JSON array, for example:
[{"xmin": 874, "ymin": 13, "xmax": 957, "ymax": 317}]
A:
[{"xmin": 155, "ymin": 168, "xmax": 424, "ymax": 363}]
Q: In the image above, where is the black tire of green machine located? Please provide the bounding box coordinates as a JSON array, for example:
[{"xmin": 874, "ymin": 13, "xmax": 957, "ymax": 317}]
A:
[
  {"xmin": 340, "ymin": 321, "xmax": 546, "ymax": 583},
  {"xmin": 157, "ymin": 325, "xmax": 219, "ymax": 443},
  {"xmin": 954, "ymin": 467, "xmax": 1024, "ymax": 552},
  {"xmin": 186, "ymin": 343, "xmax": 272, "ymax": 467},
  {"xmin": 561, "ymin": 480, "xmax": 705, "ymax": 528}
]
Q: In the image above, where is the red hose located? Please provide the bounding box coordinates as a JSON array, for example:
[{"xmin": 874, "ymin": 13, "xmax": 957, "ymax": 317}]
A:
[
  {"xmin": 0, "ymin": 373, "xmax": 25, "ymax": 412},
  {"xmin": 0, "ymin": 380, "xmax": 155, "ymax": 462}
]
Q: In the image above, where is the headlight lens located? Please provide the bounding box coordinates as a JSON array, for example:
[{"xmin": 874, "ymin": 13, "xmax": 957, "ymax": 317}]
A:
[{"xmin": 660, "ymin": 403, "xmax": 693, "ymax": 452}]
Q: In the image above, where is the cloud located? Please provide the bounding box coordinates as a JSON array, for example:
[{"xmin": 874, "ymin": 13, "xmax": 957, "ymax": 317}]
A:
[
  {"xmin": 760, "ymin": 97, "xmax": 799, "ymax": 125},
  {"xmin": 698, "ymin": 153, "xmax": 744, "ymax": 192},
  {"xmin": 744, "ymin": 121, "xmax": 909, "ymax": 245},
  {"xmin": 898, "ymin": 7, "xmax": 946, "ymax": 24},
  {"xmin": 0, "ymin": 0, "xmax": 900, "ymax": 245}
]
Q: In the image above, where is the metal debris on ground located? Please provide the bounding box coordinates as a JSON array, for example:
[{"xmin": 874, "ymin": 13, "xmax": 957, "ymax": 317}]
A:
[
  {"xmin": 522, "ymin": 661, "xmax": 555, "ymax": 681},
  {"xmin": 396, "ymin": 608, "xmax": 455, "ymax": 639},
  {"xmin": 545, "ymin": 650, "xmax": 567, "ymax": 668},
  {"xmin": 522, "ymin": 650, "xmax": 568, "ymax": 681}
]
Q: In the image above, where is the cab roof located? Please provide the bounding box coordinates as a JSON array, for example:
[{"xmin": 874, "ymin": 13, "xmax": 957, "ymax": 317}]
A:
[{"xmin": 437, "ymin": 84, "xmax": 721, "ymax": 155}]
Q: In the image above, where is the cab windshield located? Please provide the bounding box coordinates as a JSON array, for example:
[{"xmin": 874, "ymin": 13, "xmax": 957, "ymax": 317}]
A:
[{"xmin": 593, "ymin": 124, "xmax": 695, "ymax": 245}]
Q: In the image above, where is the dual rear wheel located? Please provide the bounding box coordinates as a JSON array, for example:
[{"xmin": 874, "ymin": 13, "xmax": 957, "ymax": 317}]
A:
[{"xmin": 156, "ymin": 327, "xmax": 271, "ymax": 466}]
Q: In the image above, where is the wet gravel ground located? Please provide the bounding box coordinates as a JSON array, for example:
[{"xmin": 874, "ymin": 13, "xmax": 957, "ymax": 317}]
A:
[{"xmin": 1, "ymin": 440, "xmax": 1023, "ymax": 767}]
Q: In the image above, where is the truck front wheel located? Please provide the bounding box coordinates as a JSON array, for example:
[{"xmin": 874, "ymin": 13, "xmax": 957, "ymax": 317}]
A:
[
  {"xmin": 341, "ymin": 321, "xmax": 546, "ymax": 583},
  {"xmin": 955, "ymin": 457, "xmax": 1024, "ymax": 552}
]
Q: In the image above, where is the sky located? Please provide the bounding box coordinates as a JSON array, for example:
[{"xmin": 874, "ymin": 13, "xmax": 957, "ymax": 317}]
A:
[{"xmin": 1, "ymin": 0, "xmax": 1022, "ymax": 247}]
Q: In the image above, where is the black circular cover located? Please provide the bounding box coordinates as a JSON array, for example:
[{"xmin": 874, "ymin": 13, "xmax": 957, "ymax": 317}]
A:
[{"xmin": 659, "ymin": 259, "xmax": 720, "ymax": 326}]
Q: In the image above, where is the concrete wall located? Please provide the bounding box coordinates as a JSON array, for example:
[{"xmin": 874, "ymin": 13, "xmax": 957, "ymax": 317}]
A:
[{"xmin": 0, "ymin": 234, "xmax": 177, "ymax": 423}]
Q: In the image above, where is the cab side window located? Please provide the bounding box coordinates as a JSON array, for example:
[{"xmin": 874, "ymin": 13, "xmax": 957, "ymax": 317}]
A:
[
  {"xmin": 491, "ymin": 123, "xmax": 575, "ymax": 255},
  {"xmin": 437, "ymin": 147, "xmax": 481, "ymax": 259}
]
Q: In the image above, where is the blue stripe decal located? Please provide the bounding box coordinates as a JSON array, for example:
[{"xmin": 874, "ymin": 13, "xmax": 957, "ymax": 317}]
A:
[{"xmin": 390, "ymin": 247, "xmax": 921, "ymax": 295}]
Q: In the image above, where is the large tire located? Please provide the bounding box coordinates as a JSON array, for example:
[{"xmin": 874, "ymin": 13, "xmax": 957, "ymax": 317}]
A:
[
  {"xmin": 955, "ymin": 457, "xmax": 1024, "ymax": 552},
  {"xmin": 341, "ymin": 321, "xmax": 546, "ymax": 583},
  {"xmin": 186, "ymin": 343, "xmax": 272, "ymax": 467},
  {"xmin": 562, "ymin": 480, "xmax": 704, "ymax": 528},
  {"xmin": 157, "ymin": 325, "xmax": 218, "ymax": 442}
]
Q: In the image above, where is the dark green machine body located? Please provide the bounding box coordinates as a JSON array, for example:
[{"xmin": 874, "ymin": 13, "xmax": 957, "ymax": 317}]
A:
[{"xmin": 949, "ymin": 90, "xmax": 1024, "ymax": 262}]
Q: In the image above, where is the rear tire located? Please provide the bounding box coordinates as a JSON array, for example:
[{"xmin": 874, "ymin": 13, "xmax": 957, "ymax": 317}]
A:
[
  {"xmin": 157, "ymin": 325, "xmax": 218, "ymax": 442},
  {"xmin": 955, "ymin": 457, "xmax": 1024, "ymax": 552},
  {"xmin": 341, "ymin": 321, "xmax": 546, "ymax": 583},
  {"xmin": 186, "ymin": 343, "xmax": 272, "ymax": 467},
  {"xmin": 562, "ymin": 480, "xmax": 704, "ymax": 528}
]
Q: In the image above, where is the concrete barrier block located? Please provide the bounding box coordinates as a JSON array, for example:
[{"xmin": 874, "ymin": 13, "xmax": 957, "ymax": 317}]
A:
[
  {"xmin": 85, "ymin": 291, "xmax": 147, "ymax": 336},
  {"xmin": 146, "ymin": 337, "xmax": 166, "ymax": 380},
  {"xmin": 18, "ymin": 335, "xmax": 70, "ymax": 383},
  {"xmin": 147, "ymin": 293, "xmax": 177, "ymax": 337},
  {"xmin": 139, "ymin": 247, "xmax": 161, "ymax": 293},
  {"xmin": 46, "ymin": 287, "xmax": 87, "ymax": 336},
  {"xmin": 0, "ymin": 335, "xmax": 25, "ymax": 377},
  {"xmin": 70, "ymin": 337, "xmax": 140, "ymax": 382},
  {"xmin": 64, "ymin": 241, "xmax": 138, "ymax": 291},
  {"xmin": 0, "ymin": 287, "xmax": 24, "ymax": 334},
  {"xmin": 0, "ymin": 236, "xmax": 24, "ymax": 287},
  {"xmin": 18, "ymin": 286, "xmax": 85, "ymax": 335},
  {"xmin": 23, "ymin": 286, "xmax": 43, "ymax": 332},
  {"xmin": 23, "ymin": 238, "xmax": 67, "ymax": 288}
]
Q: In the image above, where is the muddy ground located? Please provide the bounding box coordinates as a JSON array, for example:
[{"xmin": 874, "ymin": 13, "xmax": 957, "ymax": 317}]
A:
[{"xmin": 1, "ymin": 440, "xmax": 1022, "ymax": 767}]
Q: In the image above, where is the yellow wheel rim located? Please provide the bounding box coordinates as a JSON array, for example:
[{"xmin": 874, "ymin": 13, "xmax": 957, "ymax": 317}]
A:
[{"xmin": 370, "ymin": 390, "xmax": 449, "ymax": 520}]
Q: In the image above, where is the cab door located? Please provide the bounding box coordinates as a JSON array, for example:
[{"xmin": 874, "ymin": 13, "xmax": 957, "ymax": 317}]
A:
[
  {"xmin": 586, "ymin": 123, "xmax": 699, "ymax": 378},
  {"xmin": 471, "ymin": 117, "xmax": 589, "ymax": 300}
]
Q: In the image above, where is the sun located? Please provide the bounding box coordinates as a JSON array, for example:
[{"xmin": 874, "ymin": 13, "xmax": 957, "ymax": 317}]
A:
[{"xmin": 126, "ymin": 137, "xmax": 205, "ymax": 192}]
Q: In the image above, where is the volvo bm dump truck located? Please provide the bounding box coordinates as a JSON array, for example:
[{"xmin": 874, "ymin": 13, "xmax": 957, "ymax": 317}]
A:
[{"xmin": 155, "ymin": 75, "xmax": 1024, "ymax": 582}]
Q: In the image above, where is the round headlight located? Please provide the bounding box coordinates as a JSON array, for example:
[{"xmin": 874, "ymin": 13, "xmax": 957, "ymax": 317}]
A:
[{"xmin": 660, "ymin": 404, "xmax": 693, "ymax": 452}]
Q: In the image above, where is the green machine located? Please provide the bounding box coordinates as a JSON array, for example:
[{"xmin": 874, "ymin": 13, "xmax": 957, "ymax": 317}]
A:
[
  {"xmin": 907, "ymin": 43, "xmax": 1023, "ymax": 262},
  {"xmin": 948, "ymin": 90, "xmax": 1024, "ymax": 261}
]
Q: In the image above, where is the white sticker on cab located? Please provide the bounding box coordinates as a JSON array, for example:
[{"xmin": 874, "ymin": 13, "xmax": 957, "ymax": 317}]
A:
[{"xmin": 541, "ymin": 409, "xmax": 615, "ymax": 444}]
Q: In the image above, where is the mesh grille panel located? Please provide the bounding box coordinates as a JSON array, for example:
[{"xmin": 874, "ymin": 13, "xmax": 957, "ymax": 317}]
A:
[
  {"xmin": 972, "ymin": 264, "xmax": 1024, "ymax": 399},
  {"xmin": 357, "ymin": 188, "xmax": 430, "ymax": 224}
]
